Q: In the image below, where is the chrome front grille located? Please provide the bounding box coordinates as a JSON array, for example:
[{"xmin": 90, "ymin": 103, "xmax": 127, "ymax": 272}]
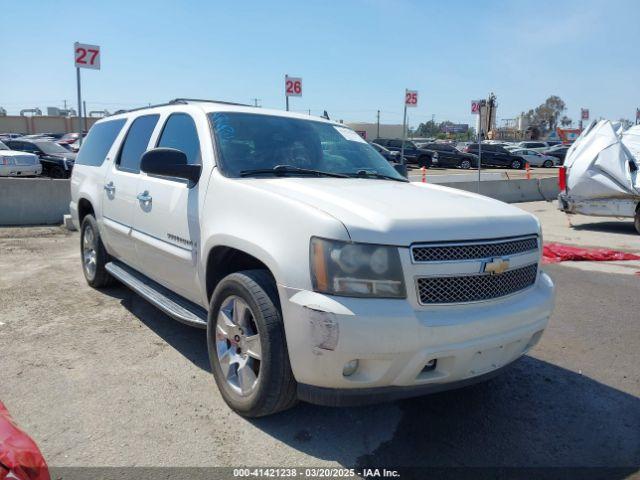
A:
[
  {"xmin": 416, "ymin": 263, "xmax": 538, "ymax": 304},
  {"xmin": 412, "ymin": 236, "xmax": 538, "ymax": 263}
]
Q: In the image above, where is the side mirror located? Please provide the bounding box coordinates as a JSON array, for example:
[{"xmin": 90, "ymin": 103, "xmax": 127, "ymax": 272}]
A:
[{"xmin": 140, "ymin": 148, "xmax": 201, "ymax": 186}]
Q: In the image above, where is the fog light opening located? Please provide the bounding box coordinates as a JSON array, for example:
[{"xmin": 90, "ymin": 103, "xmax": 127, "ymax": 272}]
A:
[
  {"xmin": 422, "ymin": 359, "xmax": 437, "ymax": 372},
  {"xmin": 342, "ymin": 359, "xmax": 359, "ymax": 377}
]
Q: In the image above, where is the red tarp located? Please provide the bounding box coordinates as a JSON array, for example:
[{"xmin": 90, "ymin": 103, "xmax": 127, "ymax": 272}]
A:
[
  {"xmin": 543, "ymin": 243, "xmax": 640, "ymax": 264},
  {"xmin": 0, "ymin": 402, "xmax": 49, "ymax": 480}
]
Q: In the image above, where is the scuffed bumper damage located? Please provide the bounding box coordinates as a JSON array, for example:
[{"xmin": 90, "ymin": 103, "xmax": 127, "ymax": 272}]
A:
[{"xmin": 278, "ymin": 272, "xmax": 555, "ymax": 404}]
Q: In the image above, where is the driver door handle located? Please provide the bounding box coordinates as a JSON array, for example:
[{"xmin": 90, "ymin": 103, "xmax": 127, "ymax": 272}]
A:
[
  {"xmin": 137, "ymin": 190, "xmax": 152, "ymax": 203},
  {"xmin": 104, "ymin": 182, "xmax": 115, "ymax": 194}
]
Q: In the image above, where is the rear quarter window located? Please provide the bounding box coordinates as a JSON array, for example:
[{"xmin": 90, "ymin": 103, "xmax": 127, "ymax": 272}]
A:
[{"xmin": 76, "ymin": 119, "xmax": 127, "ymax": 167}]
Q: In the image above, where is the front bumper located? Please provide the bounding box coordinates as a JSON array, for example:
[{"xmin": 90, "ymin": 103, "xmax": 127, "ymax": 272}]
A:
[{"xmin": 279, "ymin": 272, "xmax": 554, "ymax": 403}]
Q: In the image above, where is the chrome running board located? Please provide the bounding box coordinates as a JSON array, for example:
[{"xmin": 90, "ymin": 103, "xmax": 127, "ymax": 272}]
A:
[{"xmin": 105, "ymin": 261, "xmax": 207, "ymax": 328}]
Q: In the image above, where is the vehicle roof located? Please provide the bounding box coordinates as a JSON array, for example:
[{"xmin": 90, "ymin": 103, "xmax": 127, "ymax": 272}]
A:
[{"xmin": 102, "ymin": 98, "xmax": 341, "ymax": 127}]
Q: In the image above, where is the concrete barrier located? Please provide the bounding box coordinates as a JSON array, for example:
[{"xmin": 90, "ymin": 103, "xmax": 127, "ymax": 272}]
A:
[
  {"xmin": 432, "ymin": 177, "xmax": 559, "ymax": 203},
  {"xmin": 0, "ymin": 178, "xmax": 70, "ymax": 225}
]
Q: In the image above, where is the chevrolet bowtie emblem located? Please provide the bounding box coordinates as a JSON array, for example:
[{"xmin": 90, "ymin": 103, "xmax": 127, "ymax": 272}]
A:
[{"xmin": 483, "ymin": 258, "xmax": 510, "ymax": 275}]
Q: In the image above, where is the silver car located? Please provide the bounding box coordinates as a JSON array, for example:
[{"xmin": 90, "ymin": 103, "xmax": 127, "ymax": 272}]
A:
[
  {"xmin": 511, "ymin": 148, "xmax": 558, "ymax": 168},
  {"xmin": 0, "ymin": 140, "xmax": 42, "ymax": 177}
]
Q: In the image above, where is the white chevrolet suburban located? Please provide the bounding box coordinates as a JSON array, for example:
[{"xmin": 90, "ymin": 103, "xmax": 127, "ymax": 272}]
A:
[{"xmin": 70, "ymin": 99, "xmax": 555, "ymax": 417}]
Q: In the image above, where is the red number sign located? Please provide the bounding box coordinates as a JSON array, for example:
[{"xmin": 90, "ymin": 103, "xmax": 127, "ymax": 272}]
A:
[
  {"xmin": 405, "ymin": 90, "xmax": 418, "ymax": 107},
  {"xmin": 285, "ymin": 76, "xmax": 302, "ymax": 97},
  {"xmin": 471, "ymin": 100, "xmax": 482, "ymax": 114},
  {"xmin": 74, "ymin": 42, "xmax": 101, "ymax": 70}
]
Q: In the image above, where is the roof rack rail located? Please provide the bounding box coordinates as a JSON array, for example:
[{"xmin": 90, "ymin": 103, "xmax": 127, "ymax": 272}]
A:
[
  {"xmin": 109, "ymin": 98, "xmax": 251, "ymax": 116},
  {"xmin": 170, "ymin": 98, "xmax": 251, "ymax": 107}
]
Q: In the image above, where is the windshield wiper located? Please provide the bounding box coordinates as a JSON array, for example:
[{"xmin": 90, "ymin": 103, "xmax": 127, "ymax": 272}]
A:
[
  {"xmin": 348, "ymin": 169, "xmax": 409, "ymax": 182},
  {"xmin": 239, "ymin": 164, "xmax": 349, "ymax": 178}
]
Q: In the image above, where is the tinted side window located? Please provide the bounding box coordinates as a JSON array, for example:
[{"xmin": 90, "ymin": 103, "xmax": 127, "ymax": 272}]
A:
[
  {"xmin": 156, "ymin": 114, "xmax": 201, "ymax": 165},
  {"xmin": 117, "ymin": 115, "xmax": 159, "ymax": 173},
  {"xmin": 389, "ymin": 140, "xmax": 403, "ymax": 148},
  {"xmin": 76, "ymin": 119, "xmax": 126, "ymax": 167}
]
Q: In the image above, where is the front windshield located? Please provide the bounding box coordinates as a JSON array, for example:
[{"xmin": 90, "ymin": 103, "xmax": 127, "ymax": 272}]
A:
[
  {"xmin": 209, "ymin": 112, "xmax": 404, "ymax": 180},
  {"xmin": 0, "ymin": 141, "xmax": 8, "ymax": 150},
  {"xmin": 37, "ymin": 141, "xmax": 70, "ymax": 155}
]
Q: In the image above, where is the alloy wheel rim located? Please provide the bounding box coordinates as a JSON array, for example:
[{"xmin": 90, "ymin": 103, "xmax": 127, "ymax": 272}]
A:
[
  {"xmin": 461, "ymin": 160, "xmax": 471, "ymax": 169},
  {"xmin": 82, "ymin": 225, "xmax": 97, "ymax": 279},
  {"xmin": 215, "ymin": 295, "xmax": 261, "ymax": 396}
]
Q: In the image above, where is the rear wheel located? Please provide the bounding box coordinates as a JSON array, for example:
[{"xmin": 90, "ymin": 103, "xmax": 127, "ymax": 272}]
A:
[
  {"xmin": 543, "ymin": 160, "xmax": 553, "ymax": 168},
  {"xmin": 510, "ymin": 159, "xmax": 522, "ymax": 169},
  {"xmin": 634, "ymin": 205, "xmax": 640, "ymax": 235},
  {"xmin": 418, "ymin": 156, "xmax": 430, "ymax": 168},
  {"xmin": 80, "ymin": 214, "xmax": 114, "ymax": 288},
  {"xmin": 207, "ymin": 270, "xmax": 297, "ymax": 417},
  {"xmin": 459, "ymin": 159, "xmax": 471, "ymax": 169}
]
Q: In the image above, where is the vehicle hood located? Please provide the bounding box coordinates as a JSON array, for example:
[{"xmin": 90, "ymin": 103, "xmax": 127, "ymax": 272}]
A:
[{"xmin": 247, "ymin": 178, "xmax": 540, "ymax": 245}]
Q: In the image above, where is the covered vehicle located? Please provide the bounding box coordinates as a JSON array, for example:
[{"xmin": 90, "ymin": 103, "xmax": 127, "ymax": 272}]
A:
[{"xmin": 558, "ymin": 120, "xmax": 640, "ymax": 234}]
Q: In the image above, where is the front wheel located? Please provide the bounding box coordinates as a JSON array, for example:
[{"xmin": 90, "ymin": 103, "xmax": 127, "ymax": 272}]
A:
[
  {"xmin": 634, "ymin": 206, "xmax": 640, "ymax": 235},
  {"xmin": 510, "ymin": 159, "xmax": 522, "ymax": 169},
  {"xmin": 543, "ymin": 160, "xmax": 554, "ymax": 168},
  {"xmin": 50, "ymin": 166, "xmax": 67, "ymax": 178},
  {"xmin": 207, "ymin": 270, "xmax": 297, "ymax": 417},
  {"xmin": 418, "ymin": 156, "xmax": 430, "ymax": 168},
  {"xmin": 459, "ymin": 159, "xmax": 472, "ymax": 169}
]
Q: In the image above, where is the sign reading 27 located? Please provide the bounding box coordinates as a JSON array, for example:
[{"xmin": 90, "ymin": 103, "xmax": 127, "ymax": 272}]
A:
[{"xmin": 74, "ymin": 42, "xmax": 101, "ymax": 70}]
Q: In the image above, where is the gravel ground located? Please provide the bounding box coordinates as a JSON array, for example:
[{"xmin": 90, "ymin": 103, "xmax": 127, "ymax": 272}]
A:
[{"xmin": 0, "ymin": 226, "xmax": 638, "ymax": 476}]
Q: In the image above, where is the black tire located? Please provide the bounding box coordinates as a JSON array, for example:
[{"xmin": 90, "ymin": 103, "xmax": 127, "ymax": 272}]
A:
[
  {"xmin": 418, "ymin": 156, "xmax": 430, "ymax": 169},
  {"xmin": 459, "ymin": 159, "xmax": 472, "ymax": 169},
  {"xmin": 635, "ymin": 205, "xmax": 640, "ymax": 235},
  {"xmin": 50, "ymin": 166, "xmax": 66, "ymax": 178},
  {"xmin": 80, "ymin": 214, "xmax": 114, "ymax": 288},
  {"xmin": 510, "ymin": 159, "xmax": 522, "ymax": 170},
  {"xmin": 207, "ymin": 270, "xmax": 297, "ymax": 417},
  {"xmin": 543, "ymin": 160, "xmax": 553, "ymax": 168}
]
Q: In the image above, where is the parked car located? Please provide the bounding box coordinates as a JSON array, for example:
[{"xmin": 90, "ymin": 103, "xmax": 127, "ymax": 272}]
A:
[
  {"xmin": 542, "ymin": 144, "xmax": 571, "ymax": 164},
  {"xmin": 4, "ymin": 139, "xmax": 76, "ymax": 178},
  {"xmin": 515, "ymin": 141, "xmax": 550, "ymax": 152},
  {"xmin": 370, "ymin": 141, "xmax": 398, "ymax": 161},
  {"xmin": 463, "ymin": 143, "xmax": 527, "ymax": 169},
  {"xmin": 421, "ymin": 143, "xmax": 478, "ymax": 169},
  {"xmin": 0, "ymin": 133, "xmax": 25, "ymax": 141},
  {"xmin": 510, "ymin": 149, "xmax": 559, "ymax": 168},
  {"xmin": 58, "ymin": 132, "xmax": 85, "ymax": 146},
  {"xmin": 70, "ymin": 99, "xmax": 554, "ymax": 417},
  {"xmin": 373, "ymin": 138, "xmax": 436, "ymax": 167},
  {"xmin": 0, "ymin": 140, "xmax": 42, "ymax": 177}
]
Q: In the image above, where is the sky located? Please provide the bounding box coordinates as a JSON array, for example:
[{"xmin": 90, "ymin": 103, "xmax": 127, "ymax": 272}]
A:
[{"xmin": 1, "ymin": 0, "xmax": 639, "ymax": 128}]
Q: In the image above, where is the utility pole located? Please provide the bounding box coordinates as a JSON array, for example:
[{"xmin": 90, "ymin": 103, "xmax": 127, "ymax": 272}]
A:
[
  {"xmin": 63, "ymin": 100, "xmax": 67, "ymax": 109},
  {"xmin": 376, "ymin": 110, "xmax": 380, "ymax": 138}
]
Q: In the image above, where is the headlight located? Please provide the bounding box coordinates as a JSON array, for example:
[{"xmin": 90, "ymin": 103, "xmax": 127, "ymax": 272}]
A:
[{"xmin": 310, "ymin": 237, "xmax": 406, "ymax": 298}]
